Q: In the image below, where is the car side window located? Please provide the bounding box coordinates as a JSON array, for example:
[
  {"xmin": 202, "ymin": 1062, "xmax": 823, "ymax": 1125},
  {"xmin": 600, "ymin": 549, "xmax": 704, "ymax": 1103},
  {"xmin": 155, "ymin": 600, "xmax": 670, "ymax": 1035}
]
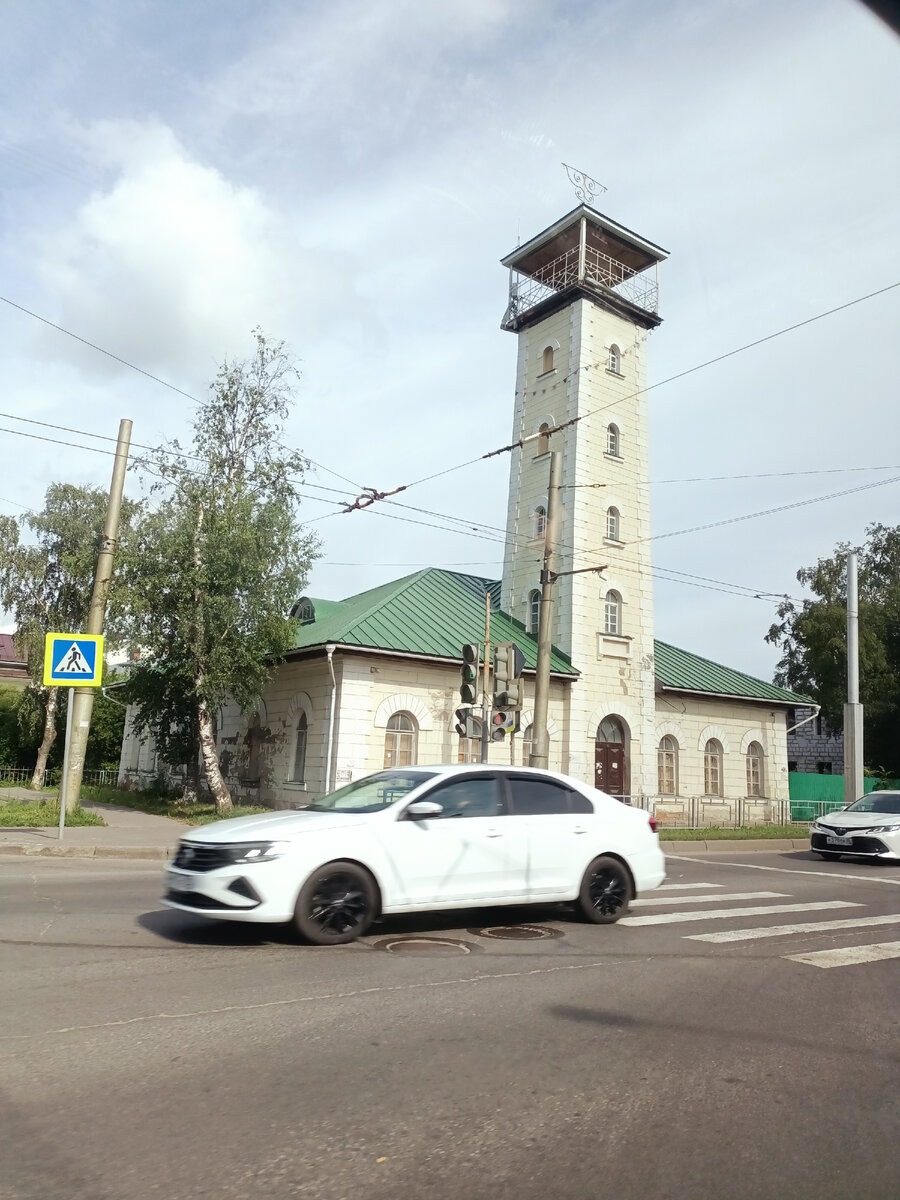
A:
[
  {"xmin": 570, "ymin": 792, "xmax": 594, "ymax": 814},
  {"xmin": 507, "ymin": 777, "xmax": 575, "ymax": 816},
  {"xmin": 425, "ymin": 776, "xmax": 503, "ymax": 819}
]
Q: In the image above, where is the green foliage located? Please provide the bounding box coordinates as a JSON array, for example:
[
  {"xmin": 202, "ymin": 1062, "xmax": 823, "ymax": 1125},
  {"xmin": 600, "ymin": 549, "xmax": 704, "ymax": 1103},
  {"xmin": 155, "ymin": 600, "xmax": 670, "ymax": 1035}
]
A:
[
  {"xmin": 659, "ymin": 825, "xmax": 810, "ymax": 840},
  {"xmin": 85, "ymin": 684, "xmax": 127, "ymax": 771},
  {"xmin": 767, "ymin": 522, "xmax": 900, "ymax": 775},
  {"xmin": 82, "ymin": 784, "xmax": 267, "ymax": 825},
  {"xmin": 0, "ymin": 798, "xmax": 105, "ymax": 827},
  {"xmin": 125, "ymin": 329, "xmax": 320, "ymax": 801},
  {"xmin": 0, "ymin": 688, "xmax": 26, "ymax": 768}
]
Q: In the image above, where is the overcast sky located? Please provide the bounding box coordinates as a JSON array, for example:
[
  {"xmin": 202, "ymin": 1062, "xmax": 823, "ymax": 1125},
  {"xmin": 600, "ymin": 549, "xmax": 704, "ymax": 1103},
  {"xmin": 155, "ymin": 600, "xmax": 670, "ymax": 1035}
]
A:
[{"xmin": 2, "ymin": 0, "xmax": 898, "ymax": 681}]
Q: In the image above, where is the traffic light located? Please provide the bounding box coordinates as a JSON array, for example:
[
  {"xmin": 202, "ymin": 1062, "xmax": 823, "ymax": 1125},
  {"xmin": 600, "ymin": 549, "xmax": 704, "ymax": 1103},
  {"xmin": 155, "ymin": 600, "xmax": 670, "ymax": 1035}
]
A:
[
  {"xmin": 460, "ymin": 643, "xmax": 480, "ymax": 704},
  {"xmin": 491, "ymin": 709, "xmax": 520, "ymax": 741},
  {"xmin": 492, "ymin": 641, "xmax": 525, "ymax": 709},
  {"xmin": 454, "ymin": 707, "xmax": 477, "ymax": 738}
]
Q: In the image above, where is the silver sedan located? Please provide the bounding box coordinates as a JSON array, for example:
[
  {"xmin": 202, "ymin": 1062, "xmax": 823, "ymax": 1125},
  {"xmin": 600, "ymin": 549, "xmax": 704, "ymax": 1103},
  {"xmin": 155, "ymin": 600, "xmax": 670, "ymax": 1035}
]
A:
[{"xmin": 811, "ymin": 791, "xmax": 900, "ymax": 861}]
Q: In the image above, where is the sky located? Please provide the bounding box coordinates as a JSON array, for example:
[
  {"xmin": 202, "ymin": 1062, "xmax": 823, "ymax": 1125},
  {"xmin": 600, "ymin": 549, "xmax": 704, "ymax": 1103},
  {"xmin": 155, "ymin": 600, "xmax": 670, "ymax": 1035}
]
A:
[{"xmin": 1, "ymin": 0, "xmax": 898, "ymax": 682}]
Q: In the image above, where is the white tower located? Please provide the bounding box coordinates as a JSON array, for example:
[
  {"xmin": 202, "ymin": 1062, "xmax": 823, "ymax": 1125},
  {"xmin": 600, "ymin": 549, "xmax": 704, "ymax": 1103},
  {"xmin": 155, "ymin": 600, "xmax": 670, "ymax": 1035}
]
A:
[{"xmin": 500, "ymin": 205, "xmax": 668, "ymax": 798}]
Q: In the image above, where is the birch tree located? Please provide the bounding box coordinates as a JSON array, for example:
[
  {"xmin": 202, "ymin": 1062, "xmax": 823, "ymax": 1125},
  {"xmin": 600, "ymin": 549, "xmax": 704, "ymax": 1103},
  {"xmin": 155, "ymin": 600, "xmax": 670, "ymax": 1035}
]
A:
[{"xmin": 127, "ymin": 330, "xmax": 319, "ymax": 811}]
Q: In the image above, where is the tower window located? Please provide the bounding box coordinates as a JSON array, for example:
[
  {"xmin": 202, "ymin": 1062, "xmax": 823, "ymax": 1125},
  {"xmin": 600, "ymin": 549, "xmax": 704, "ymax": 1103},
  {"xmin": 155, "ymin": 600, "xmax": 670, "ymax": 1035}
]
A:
[
  {"xmin": 541, "ymin": 346, "xmax": 554, "ymax": 374},
  {"xmin": 533, "ymin": 505, "xmax": 547, "ymax": 539},
  {"xmin": 606, "ymin": 423, "xmax": 620, "ymax": 457},
  {"xmin": 609, "ymin": 345, "xmax": 621, "ymax": 374},
  {"xmin": 528, "ymin": 588, "xmax": 541, "ymax": 635},
  {"xmin": 606, "ymin": 506, "xmax": 620, "ymax": 541},
  {"xmin": 603, "ymin": 590, "xmax": 622, "ymax": 636},
  {"xmin": 537, "ymin": 422, "xmax": 551, "ymax": 455}
]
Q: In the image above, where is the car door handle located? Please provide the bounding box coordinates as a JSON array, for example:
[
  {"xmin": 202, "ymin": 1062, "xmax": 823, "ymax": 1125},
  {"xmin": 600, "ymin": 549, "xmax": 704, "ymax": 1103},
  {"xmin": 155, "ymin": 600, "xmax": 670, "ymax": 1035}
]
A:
[
  {"xmin": 485, "ymin": 828, "xmax": 503, "ymax": 838},
  {"xmin": 573, "ymin": 826, "xmax": 588, "ymax": 834}
]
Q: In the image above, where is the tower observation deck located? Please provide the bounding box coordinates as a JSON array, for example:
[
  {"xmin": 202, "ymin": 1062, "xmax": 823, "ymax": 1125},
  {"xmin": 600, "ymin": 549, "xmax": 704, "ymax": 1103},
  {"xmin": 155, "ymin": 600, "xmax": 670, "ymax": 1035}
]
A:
[{"xmin": 500, "ymin": 204, "xmax": 669, "ymax": 333}]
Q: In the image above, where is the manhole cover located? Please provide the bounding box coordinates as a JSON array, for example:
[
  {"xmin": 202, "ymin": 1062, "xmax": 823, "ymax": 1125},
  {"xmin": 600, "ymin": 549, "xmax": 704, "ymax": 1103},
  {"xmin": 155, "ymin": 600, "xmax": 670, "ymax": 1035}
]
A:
[
  {"xmin": 468, "ymin": 924, "xmax": 562, "ymax": 941},
  {"xmin": 373, "ymin": 936, "xmax": 475, "ymax": 956}
]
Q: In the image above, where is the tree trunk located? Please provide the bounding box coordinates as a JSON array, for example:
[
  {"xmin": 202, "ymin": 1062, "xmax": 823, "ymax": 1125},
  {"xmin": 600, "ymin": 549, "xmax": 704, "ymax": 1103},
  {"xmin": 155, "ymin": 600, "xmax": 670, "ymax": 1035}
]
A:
[
  {"xmin": 30, "ymin": 686, "xmax": 58, "ymax": 791},
  {"xmin": 197, "ymin": 694, "xmax": 232, "ymax": 812},
  {"xmin": 181, "ymin": 718, "xmax": 201, "ymax": 805}
]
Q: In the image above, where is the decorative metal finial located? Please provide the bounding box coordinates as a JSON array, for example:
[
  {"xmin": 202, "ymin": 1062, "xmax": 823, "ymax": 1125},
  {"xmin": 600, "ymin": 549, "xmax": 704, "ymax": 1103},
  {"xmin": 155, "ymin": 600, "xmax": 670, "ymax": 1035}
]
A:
[{"xmin": 562, "ymin": 162, "xmax": 606, "ymax": 205}]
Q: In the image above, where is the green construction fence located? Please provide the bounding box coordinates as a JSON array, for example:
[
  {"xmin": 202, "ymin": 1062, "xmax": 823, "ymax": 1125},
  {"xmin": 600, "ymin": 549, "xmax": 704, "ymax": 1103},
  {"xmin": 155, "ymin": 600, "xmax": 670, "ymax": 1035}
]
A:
[{"xmin": 788, "ymin": 772, "xmax": 900, "ymax": 821}]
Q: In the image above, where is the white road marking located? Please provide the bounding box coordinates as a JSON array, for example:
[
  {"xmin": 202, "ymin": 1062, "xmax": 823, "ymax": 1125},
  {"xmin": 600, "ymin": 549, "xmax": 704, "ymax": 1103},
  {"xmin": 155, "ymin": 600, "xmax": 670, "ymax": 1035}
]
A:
[
  {"xmin": 620, "ymin": 900, "xmax": 861, "ymax": 927},
  {"xmin": 667, "ymin": 854, "xmax": 900, "ymax": 887},
  {"xmin": 654, "ymin": 882, "xmax": 723, "ymax": 891},
  {"xmin": 687, "ymin": 912, "xmax": 900, "ymax": 943},
  {"xmin": 784, "ymin": 940, "xmax": 900, "ymax": 968},
  {"xmin": 632, "ymin": 891, "xmax": 788, "ymax": 907}
]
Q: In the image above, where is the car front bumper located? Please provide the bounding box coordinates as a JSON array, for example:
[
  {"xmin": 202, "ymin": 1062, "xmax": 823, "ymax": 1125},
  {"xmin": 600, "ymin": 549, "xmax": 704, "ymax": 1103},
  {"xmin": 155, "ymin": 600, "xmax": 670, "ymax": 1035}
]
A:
[
  {"xmin": 162, "ymin": 862, "xmax": 298, "ymax": 922},
  {"xmin": 810, "ymin": 831, "xmax": 900, "ymax": 860}
]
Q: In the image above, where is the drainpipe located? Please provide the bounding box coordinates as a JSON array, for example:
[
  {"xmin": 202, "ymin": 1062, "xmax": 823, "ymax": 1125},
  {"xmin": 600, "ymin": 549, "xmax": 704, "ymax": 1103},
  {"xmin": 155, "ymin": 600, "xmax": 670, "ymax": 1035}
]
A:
[
  {"xmin": 786, "ymin": 705, "xmax": 821, "ymax": 735},
  {"xmin": 325, "ymin": 645, "xmax": 337, "ymax": 794}
]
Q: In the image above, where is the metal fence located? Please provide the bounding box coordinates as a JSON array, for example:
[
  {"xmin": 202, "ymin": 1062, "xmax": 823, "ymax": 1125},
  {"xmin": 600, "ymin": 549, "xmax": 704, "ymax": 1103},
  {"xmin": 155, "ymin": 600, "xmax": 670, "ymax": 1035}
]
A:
[
  {"xmin": 0, "ymin": 767, "xmax": 120, "ymax": 789},
  {"xmin": 628, "ymin": 794, "xmax": 831, "ymax": 829}
]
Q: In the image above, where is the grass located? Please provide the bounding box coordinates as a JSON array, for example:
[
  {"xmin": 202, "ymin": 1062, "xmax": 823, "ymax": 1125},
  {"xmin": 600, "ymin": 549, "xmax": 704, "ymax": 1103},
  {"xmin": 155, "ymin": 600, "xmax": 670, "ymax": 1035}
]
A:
[
  {"xmin": 659, "ymin": 824, "xmax": 810, "ymax": 841},
  {"xmin": 81, "ymin": 783, "xmax": 269, "ymax": 826},
  {"xmin": 0, "ymin": 798, "xmax": 106, "ymax": 827}
]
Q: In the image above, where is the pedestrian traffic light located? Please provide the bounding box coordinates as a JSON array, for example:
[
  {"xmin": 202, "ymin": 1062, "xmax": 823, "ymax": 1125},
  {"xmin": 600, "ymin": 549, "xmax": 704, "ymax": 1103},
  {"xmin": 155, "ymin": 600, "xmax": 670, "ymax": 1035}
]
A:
[
  {"xmin": 492, "ymin": 641, "xmax": 525, "ymax": 709},
  {"xmin": 454, "ymin": 707, "xmax": 476, "ymax": 738},
  {"xmin": 491, "ymin": 710, "xmax": 519, "ymax": 741},
  {"xmin": 460, "ymin": 643, "xmax": 480, "ymax": 704}
]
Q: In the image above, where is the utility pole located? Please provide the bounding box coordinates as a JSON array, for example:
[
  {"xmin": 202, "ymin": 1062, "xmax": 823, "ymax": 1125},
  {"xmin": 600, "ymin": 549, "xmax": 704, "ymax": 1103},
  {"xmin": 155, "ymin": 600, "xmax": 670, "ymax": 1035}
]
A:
[
  {"xmin": 843, "ymin": 551, "xmax": 864, "ymax": 806},
  {"xmin": 530, "ymin": 450, "xmax": 562, "ymax": 769},
  {"xmin": 63, "ymin": 419, "xmax": 132, "ymax": 810},
  {"xmin": 480, "ymin": 591, "xmax": 491, "ymax": 764}
]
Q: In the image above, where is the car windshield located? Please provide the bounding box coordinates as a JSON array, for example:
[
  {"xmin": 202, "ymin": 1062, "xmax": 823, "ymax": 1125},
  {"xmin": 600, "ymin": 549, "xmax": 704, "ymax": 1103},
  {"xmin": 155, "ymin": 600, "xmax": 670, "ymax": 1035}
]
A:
[
  {"xmin": 304, "ymin": 770, "xmax": 438, "ymax": 813},
  {"xmin": 844, "ymin": 794, "xmax": 900, "ymax": 815}
]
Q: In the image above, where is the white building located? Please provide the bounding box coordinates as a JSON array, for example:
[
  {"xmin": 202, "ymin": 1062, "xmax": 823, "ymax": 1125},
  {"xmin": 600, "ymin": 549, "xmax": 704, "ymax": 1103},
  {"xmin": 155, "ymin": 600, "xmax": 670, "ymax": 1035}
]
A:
[{"xmin": 119, "ymin": 203, "xmax": 809, "ymax": 824}]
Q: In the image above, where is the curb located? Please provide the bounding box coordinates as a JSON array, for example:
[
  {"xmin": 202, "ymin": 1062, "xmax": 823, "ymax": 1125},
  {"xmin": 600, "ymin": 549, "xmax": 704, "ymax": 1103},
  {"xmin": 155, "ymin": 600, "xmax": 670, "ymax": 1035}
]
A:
[
  {"xmin": 0, "ymin": 843, "xmax": 172, "ymax": 861},
  {"xmin": 661, "ymin": 839, "xmax": 810, "ymax": 854}
]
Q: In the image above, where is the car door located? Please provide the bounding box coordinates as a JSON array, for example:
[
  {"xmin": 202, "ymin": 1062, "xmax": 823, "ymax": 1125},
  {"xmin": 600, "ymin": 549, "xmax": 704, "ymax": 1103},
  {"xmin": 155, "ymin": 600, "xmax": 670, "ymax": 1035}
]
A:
[
  {"xmin": 381, "ymin": 774, "xmax": 527, "ymax": 905},
  {"xmin": 505, "ymin": 775, "xmax": 593, "ymax": 896}
]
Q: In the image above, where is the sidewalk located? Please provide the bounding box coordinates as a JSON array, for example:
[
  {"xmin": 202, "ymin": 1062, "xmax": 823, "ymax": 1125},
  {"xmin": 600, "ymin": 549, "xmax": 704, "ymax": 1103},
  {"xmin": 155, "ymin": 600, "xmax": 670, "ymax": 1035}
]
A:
[{"xmin": 0, "ymin": 796, "xmax": 189, "ymax": 860}]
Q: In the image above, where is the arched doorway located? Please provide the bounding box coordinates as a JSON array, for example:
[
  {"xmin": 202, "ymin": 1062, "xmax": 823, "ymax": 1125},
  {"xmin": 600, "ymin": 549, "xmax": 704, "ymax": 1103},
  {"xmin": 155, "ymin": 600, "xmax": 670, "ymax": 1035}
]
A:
[{"xmin": 595, "ymin": 715, "xmax": 628, "ymax": 800}]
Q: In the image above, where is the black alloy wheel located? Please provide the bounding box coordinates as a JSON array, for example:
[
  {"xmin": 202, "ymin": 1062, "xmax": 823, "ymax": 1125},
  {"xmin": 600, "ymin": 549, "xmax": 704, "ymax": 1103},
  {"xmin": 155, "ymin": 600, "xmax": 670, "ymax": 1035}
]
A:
[
  {"xmin": 294, "ymin": 861, "xmax": 377, "ymax": 945},
  {"xmin": 577, "ymin": 855, "xmax": 633, "ymax": 924}
]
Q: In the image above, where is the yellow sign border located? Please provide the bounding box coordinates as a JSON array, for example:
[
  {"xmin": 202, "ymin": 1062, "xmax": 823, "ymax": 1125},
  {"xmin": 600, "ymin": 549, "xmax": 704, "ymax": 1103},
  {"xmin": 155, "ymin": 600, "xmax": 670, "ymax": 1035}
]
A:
[{"xmin": 42, "ymin": 633, "xmax": 105, "ymax": 687}]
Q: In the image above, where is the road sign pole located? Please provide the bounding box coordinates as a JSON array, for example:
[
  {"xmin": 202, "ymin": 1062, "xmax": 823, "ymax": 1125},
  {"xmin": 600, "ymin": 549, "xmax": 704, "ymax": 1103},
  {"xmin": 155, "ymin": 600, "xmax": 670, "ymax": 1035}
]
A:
[
  {"xmin": 63, "ymin": 418, "xmax": 132, "ymax": 811},
  {"xmin": 57, "ymin": 688, "xmax": 75, "ymax": 840}
]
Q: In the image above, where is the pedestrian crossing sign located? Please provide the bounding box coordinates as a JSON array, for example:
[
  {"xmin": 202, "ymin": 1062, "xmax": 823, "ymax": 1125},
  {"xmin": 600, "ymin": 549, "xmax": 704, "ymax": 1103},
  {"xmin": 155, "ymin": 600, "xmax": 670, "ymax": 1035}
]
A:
[{"xmin": 43, "ymin": 633, "xmax": 104, "ymax": 687}]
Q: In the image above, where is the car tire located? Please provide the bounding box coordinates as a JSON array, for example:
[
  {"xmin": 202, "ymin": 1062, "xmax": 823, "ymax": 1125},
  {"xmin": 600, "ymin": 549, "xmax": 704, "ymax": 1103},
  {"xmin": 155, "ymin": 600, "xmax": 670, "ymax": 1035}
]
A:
[
  {"xmin": 576, "ymin": 856, "xmax": 633, "ymax": 924},
  {"xmin": 294, "ymin": 861, "xmax": 377, "ymax": 946},
  {"xmin": 814, "ymin": 850, "xmax": 842, "ymax": 861}
]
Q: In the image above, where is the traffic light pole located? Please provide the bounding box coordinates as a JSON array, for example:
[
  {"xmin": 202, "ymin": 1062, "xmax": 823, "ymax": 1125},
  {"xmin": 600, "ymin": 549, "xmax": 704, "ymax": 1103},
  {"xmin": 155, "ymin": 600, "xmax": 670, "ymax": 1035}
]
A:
[
  {"xmin": 481, "ymin": 591, "xmax": 491, "ymax": 764},
  {"xmin": 530, "ymin": 450, "xmax": 561, "ymax": 769}
]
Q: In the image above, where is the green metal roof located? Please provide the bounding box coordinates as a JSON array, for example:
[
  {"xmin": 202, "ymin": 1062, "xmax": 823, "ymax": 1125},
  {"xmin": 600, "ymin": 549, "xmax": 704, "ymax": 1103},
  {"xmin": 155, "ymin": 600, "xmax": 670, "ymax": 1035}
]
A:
[
  {"xmin": 292, "ymin": 569, "xmax": 577, "ymax": 675},
  {"xmin": 654, "ymin": 639, "xmax": 812, "ymax": 705}
]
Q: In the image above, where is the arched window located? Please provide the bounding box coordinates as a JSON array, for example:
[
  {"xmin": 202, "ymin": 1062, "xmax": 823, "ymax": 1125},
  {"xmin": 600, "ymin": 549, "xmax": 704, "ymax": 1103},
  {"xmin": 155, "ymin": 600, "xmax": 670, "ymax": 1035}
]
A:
[
  {"xmin": 658, "ymin": 735, "xmax": 678, "ymax": 795},
  {"xmin": 606, "ymin": 506, "xmax": 620, "ymax": 541},
  {"xmin": 533, "ymin": 505, "xmax": 547, "ymax": 539},
  {"xmin": 384, "ymin": 712, "xmax": 418, "ymax": 768},
  {"xmin": 597, "ymin": 716, "xmax": 625, "ymax": 744},
  {"xmin": 541, "ymin": 346, "xmax": 554, "ymax": 374},
  {"xmin": 704, "ymin": 739, "xmax": 723, "ymax": 797},
  {"xmin": 292, "ymin": 712, "xmax": 308, "ymax": 783},
  {"xmin": 604, "ymin": 590, "xmax": 622, "ymax": 636},
  {"xmin": 527, "ymin": 588, "xmax": 541, "ymax": 635},
  {"xmin": 746, "ymin": 741, "xmax": 764, "ymax": 797},
  {"xmin": 609, "ymin": 344, "xmax": 621, "ymax": 373},
  {"xmin": 607, "ymin": 423, "xmax": 620, "ymax": 457},
  {"xmin": 522, "ymin": 723, "xmax": 534, "ymax": 765},
  {"xmin": 537, "ymin": 422, "xmax": 551, "ymax": 455}
]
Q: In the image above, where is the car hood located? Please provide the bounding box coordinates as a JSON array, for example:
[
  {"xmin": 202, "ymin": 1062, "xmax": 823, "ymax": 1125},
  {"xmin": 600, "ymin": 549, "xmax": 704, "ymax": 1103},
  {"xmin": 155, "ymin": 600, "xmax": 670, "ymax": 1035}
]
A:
[
  {"xmin": 181, "ymin": 810, "xmax": 369, "ymax": 844},
  {"xmin": 817, "ymin": 811, "xmax": 900, "ymax": 830}
]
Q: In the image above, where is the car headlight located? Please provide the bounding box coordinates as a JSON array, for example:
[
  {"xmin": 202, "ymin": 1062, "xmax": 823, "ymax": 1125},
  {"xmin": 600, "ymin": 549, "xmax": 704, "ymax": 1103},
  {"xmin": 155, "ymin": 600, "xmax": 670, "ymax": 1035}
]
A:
[
  {"xmin": 867, "ymin": 824, "xmax": 900, "ymax": 834},
  {"xmin": 811, "ymin": 822, "xmax": 829, "ymax": 833},
  {"xmin": 230, "ymin": 841, "xmax": 292, "ymax": 864}
]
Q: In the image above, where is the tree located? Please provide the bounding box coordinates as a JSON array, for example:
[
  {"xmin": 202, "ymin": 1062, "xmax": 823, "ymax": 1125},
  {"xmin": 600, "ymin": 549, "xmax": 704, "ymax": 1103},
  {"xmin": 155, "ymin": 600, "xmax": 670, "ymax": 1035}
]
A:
[
  {"xmin": 0, "ymin": 485, "xmax": 141, "ymax": 789},
  {"xmin": 126, "ymin": 330, "xmax": 319, "ymax": 812},
  {"xmin": 766, "ymin": 522, "xmax": 900, "ymax": 775}
]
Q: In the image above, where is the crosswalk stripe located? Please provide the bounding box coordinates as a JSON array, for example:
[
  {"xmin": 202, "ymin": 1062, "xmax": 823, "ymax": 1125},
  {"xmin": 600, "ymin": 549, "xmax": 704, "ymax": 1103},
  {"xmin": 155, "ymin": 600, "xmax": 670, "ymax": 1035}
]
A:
[
  {"xmin": 784, "ymin": 941, "xmax": 900, "ymax": 968},
  {"xmin": 620, "ymin": 900, "xmax": 861, "ymax": 927},
  {"xmin": 655, "ymin": 883, "xmax": 723, "ymax": 891},
  {"xmin": 687, "ymin": 912, "xmax": 900, "ymax": 944},
  {"xmin": 632, "ymin": 891, "xmax": 788, "ymax": 908}
]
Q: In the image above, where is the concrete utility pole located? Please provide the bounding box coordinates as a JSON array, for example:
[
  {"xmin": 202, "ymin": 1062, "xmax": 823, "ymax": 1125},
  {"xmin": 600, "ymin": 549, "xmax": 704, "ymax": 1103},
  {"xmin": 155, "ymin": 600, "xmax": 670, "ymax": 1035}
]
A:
[
  {"xmin": 843, "ymin": 551, "xmax": 864, "ymax": 806},
  {"xmin": 529, "ymin": 450, "xmax": 562, "ymax": 769},
  {"xmin": 63, "ymin": 419, "xmax": 132, "ymax": 810}
]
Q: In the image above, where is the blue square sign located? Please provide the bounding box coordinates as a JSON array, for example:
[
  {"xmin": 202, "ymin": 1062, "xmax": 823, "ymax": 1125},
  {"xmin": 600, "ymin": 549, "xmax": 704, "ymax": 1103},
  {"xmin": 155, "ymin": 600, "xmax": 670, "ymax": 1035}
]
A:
[{"xmin": 43, "ymin": 633, "xmax": 104, "ymax": 687}]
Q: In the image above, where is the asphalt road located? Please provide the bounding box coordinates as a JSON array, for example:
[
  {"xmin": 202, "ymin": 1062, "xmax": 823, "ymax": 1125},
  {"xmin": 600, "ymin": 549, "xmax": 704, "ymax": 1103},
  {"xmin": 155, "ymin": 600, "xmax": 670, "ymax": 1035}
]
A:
[{"xmin": 2, "ymin": 851, "xmax": 899, "ymax": 1200}]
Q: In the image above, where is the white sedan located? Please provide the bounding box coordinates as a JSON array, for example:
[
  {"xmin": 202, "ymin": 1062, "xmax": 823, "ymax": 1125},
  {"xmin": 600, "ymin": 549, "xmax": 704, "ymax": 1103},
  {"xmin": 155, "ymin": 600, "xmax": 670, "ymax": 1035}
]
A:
[
  {"xmin": 810, "ymin": 791, "xmax": 900, "ymax": 861},
  {"xmin": 163, "ymin": 765, "xmax": 665, "ymax": 945}
]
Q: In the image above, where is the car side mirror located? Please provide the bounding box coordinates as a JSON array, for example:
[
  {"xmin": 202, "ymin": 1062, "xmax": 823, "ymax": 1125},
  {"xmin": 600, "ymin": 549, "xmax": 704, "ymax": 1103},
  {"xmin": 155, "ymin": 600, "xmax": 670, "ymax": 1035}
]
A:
[{"xmin": 406, "ymin": 800, "xmax": 443, "ymax": 821}]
